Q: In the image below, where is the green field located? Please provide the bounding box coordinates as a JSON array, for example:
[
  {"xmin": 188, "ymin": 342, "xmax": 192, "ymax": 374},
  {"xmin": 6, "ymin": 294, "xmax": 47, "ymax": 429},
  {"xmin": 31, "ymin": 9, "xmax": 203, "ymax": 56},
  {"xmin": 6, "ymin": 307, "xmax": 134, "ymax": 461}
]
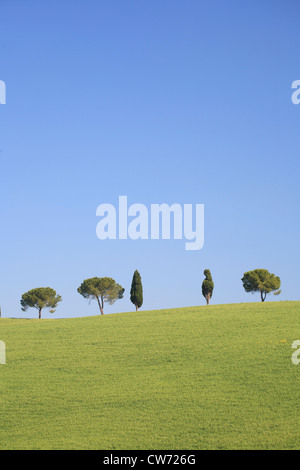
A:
[{"xmin": 0, "ymin": 301, "xmax": 300, "ymax": 450}]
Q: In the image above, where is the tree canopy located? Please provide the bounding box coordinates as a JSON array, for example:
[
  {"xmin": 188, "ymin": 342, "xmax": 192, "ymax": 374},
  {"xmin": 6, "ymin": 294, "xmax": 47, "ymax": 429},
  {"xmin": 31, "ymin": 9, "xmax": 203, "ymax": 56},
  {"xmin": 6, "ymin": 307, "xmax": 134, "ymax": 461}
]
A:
[
  {"xmin": 202, "ymin": 269, "xmax": 214, "ymax": 305},
  {"xmin": 77, "ymin": 277, "xmax": 125, "ymax": 314},
  {"xmin": 241, "ymin": 269, "xmax": 281, "ymax": 302},
  {"xmin": 130, "ymin": 270, "xmax": 143, "ymax": 311},
  {"xmin": 20, "ymin": 287, "xmax": 62, "ymax": 319}
]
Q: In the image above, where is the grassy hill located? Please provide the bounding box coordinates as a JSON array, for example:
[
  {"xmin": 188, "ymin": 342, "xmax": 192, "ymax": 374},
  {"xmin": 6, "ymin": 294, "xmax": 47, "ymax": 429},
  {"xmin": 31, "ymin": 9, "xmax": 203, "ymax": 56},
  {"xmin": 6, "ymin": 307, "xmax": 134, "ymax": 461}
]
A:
[{"xmin": 0, "ymin": 301, "xmax": 300, "ymax": 450}]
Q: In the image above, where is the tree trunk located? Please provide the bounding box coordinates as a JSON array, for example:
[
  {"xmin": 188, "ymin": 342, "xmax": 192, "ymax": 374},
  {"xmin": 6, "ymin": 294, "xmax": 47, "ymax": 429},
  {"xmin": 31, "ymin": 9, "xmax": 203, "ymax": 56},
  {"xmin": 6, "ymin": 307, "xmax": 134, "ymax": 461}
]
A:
[
  {"xmin": 261, "ymin": 291, "xmax": 266, "ymax": 302},
  {"xmin": 136, "ymin": 305, "xmax": 139, "ymax": 311},
  {"xmin": 206, "ymin": 294, "xmax": 211, "ymax": 305},
  {"xmin": 96, "ymin": 296, "xmax": 104, "ymax": 315},
  {"xmin": 39, "ymin": 308, "xmax": 42, "ymax": 319}
]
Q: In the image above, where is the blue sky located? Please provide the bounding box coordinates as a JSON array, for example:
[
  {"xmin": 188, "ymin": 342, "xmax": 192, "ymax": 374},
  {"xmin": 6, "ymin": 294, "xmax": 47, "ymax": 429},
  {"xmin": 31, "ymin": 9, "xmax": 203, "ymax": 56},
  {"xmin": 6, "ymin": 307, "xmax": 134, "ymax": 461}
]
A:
[{"xmin": 0, "ymin": 0, "xmax": 299, "ymax": 318}]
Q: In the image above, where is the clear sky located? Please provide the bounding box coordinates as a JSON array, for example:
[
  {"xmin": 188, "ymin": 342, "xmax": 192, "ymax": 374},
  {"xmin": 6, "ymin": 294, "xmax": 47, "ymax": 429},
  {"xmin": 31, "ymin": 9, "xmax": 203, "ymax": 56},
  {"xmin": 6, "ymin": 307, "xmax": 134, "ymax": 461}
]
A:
[{"xmin": 0, "ymin": 0, "xmax": 299, "ymax": 318}]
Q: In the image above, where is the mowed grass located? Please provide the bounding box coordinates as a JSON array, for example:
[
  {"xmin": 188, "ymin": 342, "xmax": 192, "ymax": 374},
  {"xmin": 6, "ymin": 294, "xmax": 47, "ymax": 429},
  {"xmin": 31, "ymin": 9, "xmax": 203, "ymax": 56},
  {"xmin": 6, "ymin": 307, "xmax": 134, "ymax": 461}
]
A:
[{"xmin": 0, "ymin": 301, "xmax": 300, "ymax": 450}]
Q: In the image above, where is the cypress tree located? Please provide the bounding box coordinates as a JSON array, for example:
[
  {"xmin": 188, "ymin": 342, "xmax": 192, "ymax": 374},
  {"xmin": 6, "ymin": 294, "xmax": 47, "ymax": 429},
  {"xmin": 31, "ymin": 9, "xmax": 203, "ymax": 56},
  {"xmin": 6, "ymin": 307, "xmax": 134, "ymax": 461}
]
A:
[
  {"xmin": 130, "ymin": 270, "xmax": 143, "ymax": 311},
  {"xmin": 202, "ymin": 269, "xmax": 214, "ymax": 305}
]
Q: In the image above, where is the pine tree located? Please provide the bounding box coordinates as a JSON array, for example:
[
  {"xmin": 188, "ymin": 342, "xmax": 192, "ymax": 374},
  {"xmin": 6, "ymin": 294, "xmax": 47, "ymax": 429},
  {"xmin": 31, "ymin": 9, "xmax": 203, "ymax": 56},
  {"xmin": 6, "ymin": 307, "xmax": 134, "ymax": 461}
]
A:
[
  {"xmin": 77, "ymin": 277, "xmax": 124, "ymax": 315},
  {"xmin": 241, "ymin": 269, "xmax": 281, "ymax": 302},
  {"xmin": 130, "ymin": 270, "xmax": 143, "ymax": 311},
  {"xmin": 20, "ymin": 287, "xmax": 62, "ymax": 319}
]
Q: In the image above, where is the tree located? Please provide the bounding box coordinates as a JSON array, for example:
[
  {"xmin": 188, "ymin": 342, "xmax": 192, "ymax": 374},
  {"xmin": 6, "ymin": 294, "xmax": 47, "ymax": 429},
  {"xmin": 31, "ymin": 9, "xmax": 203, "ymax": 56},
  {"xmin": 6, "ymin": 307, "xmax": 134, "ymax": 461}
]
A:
[
  {"xmin": 77, "ymin": 277, "xmax": 125, "ymax": 315},
  {"xmin": 241, "ymin": 269, "xmax": 281, "ymax": 302},
  {"xmin": 20, "ymin": 287, "xmax": 62, "ymax": 319},
  {"xmin": 130, "ymin": 270, "xmax": 143, "ymax": 311},
  {"xmin": 202, "ymin": 269, "xmax": 214, "ymax": 305}
]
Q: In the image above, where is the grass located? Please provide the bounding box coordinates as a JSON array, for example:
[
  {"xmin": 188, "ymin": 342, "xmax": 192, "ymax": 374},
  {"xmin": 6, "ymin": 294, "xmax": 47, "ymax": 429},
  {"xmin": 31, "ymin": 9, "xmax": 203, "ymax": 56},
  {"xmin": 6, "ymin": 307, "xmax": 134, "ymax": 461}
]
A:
[{"xmin": 0, "ymin": 301, "xmax": 300, "ymax": 449}]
